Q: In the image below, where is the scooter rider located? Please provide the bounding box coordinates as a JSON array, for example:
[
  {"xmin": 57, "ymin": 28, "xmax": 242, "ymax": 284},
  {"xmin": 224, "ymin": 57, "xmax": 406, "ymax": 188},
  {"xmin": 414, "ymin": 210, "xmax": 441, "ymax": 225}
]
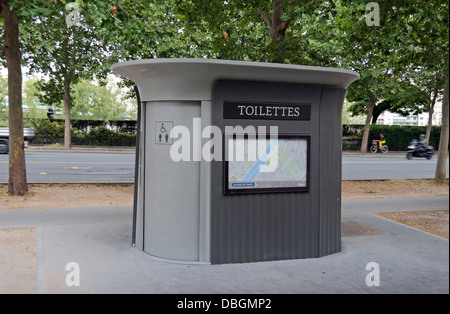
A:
[
  {"xmin": 416, "ymin": 134, "xmax": 427, "ymax": 153},
  {"xmin": 407, "ymin": 134, "xmax": 434, "ymax": 159}
]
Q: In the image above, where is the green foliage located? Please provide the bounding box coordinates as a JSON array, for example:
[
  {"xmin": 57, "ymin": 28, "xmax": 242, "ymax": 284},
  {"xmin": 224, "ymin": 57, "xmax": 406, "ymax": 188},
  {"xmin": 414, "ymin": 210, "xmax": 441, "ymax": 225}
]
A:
[
  {"xmin": 0, "ymin": 74, "xmax": 7, "ymax": 122},
  {"xmin": 0, "ymin": 74, "xmax": 7, "ymax": 100},
  {"xmin": 347, "ymin": 81, "xmax": 430, "ymax": 122},
  {"xmin": 342, "ymin": 124, "xmax": 365, "ymax": 137},
  {"xmin": 87, "ymin": 125, "xmax": 115, "ymax": 139},
  {"xmin": 72, "ymin": 131, "xmax": 136, "ymax": 147},
  {"xmin": 1, "ymin": 0, "xmax": 55, "ymax": 67},
  {"xmin": 71, "ymin": 78, "xmax": 131, "ymax": 121},
  {"xmin": 326, "ymin": 1, "xmax": 416, "ymax": 102},
  {"xmin": 71, "ymin": 119, "xmax": 137, "ymax": 134},
  {"xmin": 310, "ymin": 0, "xmax": 449, "ymax": 152},
  {"xmin": 173, "ymin": 0, "xmax": 322, "ymax": 64},
  {"xmin": 23, "ymin": 76, "xmax": 48, "ymax": 121},
  {"xmin": 33, "ymin": 79, "xmax": 64, "ymax": 108},
  {"xmin": 21, "ymin": 1, "xmax": 112, "ymax": 109},
  {"xmin": 0, "ymin": 75, "xmax": 52, "ymax": 123},
  {"xmin": 342, "ymin": 124, "xmax": 445, "ymax": 151},
  {"xmin": 31, "ymin": 120, "xmax": 136, "ymax": 146},
  {"xmin": 367, "ymin": 125, "xmax": 444, "ymax": 151},
  {"xmin": 1, "ymin": 0, "xmax": 449, "ymax": 138},
  {"xmin": 342, "ymin": 137, "xmax": 362, "ymax": 151},
  {"xmin": 375, "ymin": 84, "xmax": 429, "ymax": 117},
  {"xmin": 30, "ymin": 119, "xmax": 66, "ymax": 143}
]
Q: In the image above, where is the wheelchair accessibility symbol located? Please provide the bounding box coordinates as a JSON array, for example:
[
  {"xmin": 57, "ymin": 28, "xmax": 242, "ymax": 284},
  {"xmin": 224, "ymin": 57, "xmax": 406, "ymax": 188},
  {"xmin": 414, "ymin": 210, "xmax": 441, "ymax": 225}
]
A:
[{"xmin": 155, "ymin": 121, "xmax": 173, "ymax": 145}]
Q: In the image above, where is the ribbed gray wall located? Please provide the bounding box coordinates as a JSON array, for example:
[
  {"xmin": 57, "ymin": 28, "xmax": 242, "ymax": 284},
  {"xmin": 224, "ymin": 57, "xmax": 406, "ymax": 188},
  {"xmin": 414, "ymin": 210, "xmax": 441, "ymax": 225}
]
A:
[
  {"xmin": 211, "ymin": 81, "xmax": 332, "ymax": 264},
  {"xmin": 211, "ymin": 192, "xmax": 320, "ymax": 263},
  {"xmin": 318, "ymin": 88, "xmax": 347, "ymax": 257}
]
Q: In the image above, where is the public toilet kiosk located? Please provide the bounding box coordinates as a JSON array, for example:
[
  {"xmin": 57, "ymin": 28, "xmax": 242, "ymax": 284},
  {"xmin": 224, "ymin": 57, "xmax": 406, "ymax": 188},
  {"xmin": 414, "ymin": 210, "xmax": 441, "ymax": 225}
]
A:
[{"xmin": 112, "ymin": 59, "xmax": 359, "ymax": 264}]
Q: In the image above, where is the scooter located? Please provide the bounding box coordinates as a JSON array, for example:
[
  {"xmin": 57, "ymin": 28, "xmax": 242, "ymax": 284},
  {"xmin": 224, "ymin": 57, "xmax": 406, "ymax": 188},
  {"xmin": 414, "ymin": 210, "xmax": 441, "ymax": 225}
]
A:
[{"xmin": 406, "ymin": 140, "xmax": 434, "ymax": 160}]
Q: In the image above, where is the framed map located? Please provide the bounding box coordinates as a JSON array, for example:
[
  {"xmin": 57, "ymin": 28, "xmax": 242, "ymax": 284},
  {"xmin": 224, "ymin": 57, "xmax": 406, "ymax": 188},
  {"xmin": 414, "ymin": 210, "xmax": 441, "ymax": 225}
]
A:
[{"xmin": 224, "ymin": 134, "xmax": 310, "ymax": 194}]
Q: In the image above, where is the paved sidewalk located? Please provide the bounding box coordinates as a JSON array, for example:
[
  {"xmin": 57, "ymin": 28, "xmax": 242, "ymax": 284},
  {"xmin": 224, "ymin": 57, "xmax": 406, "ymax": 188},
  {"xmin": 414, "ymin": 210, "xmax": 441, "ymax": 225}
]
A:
[{"xmin": 0, "ymin": 198, "xmax": 448, "ymax": 294}]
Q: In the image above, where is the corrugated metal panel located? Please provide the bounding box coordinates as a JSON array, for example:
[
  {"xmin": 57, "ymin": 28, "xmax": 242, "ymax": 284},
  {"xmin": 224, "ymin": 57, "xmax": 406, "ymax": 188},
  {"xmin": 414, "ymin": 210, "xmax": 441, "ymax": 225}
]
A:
[
  {"xmin": 211, "ymin": 192, "xmax": 319, "ymax": 264},
  {"xmin": 210, "ymin": 81, "xmax": 324, "ymax": 264},
  {"xmin": 318, "ymin": 88, "xmax": 347, "ymax": 256}
]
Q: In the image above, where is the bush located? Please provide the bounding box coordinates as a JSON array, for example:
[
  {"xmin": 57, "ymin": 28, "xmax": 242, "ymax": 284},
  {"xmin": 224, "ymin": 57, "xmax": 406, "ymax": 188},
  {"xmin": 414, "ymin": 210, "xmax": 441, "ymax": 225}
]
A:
[
  {"xmin": 342, "ymin": 124, "xmax": 364, "ymax": 137},
  {"xmin": 342, "ymin": 136, "xmax": 361, "ymax": 150},
  {"xmin": 367, "ymin": 125, "xmax": 444, "ymax": 151},
  {"xmin": 41, "ymin": 119, "xmax": 138, "ymax": 134},
  {"xmin": 28, "ymin": 120, "xmax": 446, "ymax": 150},
  {"xmin": 31, "ymin": 122, "xmax": 136, "ymax": 146},
  {"xmin": 72, "ymin": 129, "xmax": 136, "ymax": 146},
  {"xmin": 87, "ymin": 125, "xmax": 116, "ymax": 139},
  {"xmin": 31, "ymin": 119, "xmax": 66, "ymax": 144}
]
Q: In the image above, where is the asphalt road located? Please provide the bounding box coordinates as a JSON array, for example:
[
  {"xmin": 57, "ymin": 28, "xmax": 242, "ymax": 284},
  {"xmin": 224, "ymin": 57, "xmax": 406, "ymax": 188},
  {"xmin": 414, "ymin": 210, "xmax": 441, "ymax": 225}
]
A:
[
  {"xmin": 0, "ymin": 151, "xmax": 135, "ymax": 184},
  {"xmin": 342, "ymin": 156, "xmax": 449, "ymax": 180},
  {"xmin": 0, "ymin": 151, "xmax": 448, "ymax": 183}
]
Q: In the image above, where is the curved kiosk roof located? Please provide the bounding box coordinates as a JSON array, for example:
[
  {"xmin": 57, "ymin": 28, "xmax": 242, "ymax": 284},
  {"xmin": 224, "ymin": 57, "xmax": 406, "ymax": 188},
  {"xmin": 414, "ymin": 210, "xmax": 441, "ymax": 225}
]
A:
[{"xmin": 112, "ymin": 58, "xmax": 359, "ymax": 101}]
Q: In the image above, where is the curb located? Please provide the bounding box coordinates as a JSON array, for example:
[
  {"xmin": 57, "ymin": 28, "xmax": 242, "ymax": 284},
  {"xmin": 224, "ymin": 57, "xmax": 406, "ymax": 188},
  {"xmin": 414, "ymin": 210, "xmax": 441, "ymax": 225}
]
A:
[
  {"xmin": 342, "ymin": 151, "xmax": 407, "ymax": 158},
  {"xmin": 342, "ymin": 151, "xmax": 448, "ymax": 158},
  {"xmin": 26, "ymin": 146, "xmax": 136, "ymax": 154}
]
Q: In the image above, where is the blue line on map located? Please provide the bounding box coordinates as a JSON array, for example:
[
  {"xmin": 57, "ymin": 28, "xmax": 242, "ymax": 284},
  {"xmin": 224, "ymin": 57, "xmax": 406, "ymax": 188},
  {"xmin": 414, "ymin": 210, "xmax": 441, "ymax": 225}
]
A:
[{"xmin": 242, "ymin": 140, "xmax": 278, "ymax": 182}]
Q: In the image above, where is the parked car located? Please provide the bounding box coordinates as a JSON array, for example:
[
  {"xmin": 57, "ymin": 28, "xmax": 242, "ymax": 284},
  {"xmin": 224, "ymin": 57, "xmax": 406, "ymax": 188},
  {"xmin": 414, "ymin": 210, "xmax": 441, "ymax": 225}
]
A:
[{"xmin": 0, "ymin": 127, "xmax": 35, "ymax": 154}]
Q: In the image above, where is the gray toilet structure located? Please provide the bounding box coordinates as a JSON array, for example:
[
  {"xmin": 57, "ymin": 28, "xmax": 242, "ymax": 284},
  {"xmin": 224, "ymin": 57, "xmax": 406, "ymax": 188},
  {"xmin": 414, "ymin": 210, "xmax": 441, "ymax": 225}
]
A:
[{"xmin": 112, "ymin": 59, "xmax": 359, "ymax": 264}]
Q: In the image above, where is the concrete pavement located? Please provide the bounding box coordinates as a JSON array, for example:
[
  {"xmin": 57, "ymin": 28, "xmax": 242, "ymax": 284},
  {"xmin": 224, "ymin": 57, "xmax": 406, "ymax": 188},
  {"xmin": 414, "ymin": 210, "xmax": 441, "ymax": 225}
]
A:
[{"xmin": 0, "ymin": 197, "xmax": 448, "ymax": 294}]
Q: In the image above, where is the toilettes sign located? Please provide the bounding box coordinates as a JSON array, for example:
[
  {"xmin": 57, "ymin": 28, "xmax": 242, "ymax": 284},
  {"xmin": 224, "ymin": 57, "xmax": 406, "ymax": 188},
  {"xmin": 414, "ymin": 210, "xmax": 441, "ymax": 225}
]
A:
[{"xmin": 223, "ymin": 101, "xmax": 311, "ymax": 121}]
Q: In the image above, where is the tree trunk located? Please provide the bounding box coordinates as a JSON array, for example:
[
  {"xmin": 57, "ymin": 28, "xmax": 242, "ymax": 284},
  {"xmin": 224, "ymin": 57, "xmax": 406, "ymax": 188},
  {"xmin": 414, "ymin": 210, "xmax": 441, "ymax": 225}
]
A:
[
  {"xmin": 63, "ymin": 78, "xmax": 71, "ymax": 148},
  {"xmin": 435, "ymin": 53, "xmax": 449, "ymax": 184},
  {"xmin": 371, "ymin": 110, "xmax": 380, "ymax": 125},
  {"xmin": 1, "ymin": 1, "xmax": 28, "ymax": 196},
  {"xmin": 360, "ymin": 100, "xmax": 375, "ymax": 154},
  {"xmin": 257, "ymin": 0, "xmax": 297, "ymax": 64},
  {"xmin": 425, "ymin": 89, "xmax": 438, "ymax": 145}
]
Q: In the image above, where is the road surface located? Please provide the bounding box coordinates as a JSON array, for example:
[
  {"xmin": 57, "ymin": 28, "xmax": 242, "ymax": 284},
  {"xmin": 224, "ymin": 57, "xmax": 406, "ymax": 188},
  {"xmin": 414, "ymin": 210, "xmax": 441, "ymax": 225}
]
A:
[
  {"xmin": 0, "ymin": 151, "xmax": 448, "ymax": 183},
  {"xmin": 342, "ymin": 156, "xmax": 449, "ymax": 180},
  {"xmin": 0, "ymin": 151, "xmax": 134, "ymax": 184}
]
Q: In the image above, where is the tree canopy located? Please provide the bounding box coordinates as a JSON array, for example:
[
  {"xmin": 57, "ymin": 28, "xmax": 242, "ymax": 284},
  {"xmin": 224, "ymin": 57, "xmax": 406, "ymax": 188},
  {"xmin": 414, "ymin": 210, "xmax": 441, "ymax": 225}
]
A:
[{"xmin": 1, "ymin": 0, "xmax": 449, "ymax": 192}]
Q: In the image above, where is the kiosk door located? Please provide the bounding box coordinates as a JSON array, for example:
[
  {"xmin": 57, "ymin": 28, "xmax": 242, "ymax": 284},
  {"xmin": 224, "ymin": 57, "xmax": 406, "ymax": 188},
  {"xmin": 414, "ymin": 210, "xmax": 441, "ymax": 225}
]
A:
[{"xmin": 144, "ymin": 101, "xmax": 201, "ymax": 261}]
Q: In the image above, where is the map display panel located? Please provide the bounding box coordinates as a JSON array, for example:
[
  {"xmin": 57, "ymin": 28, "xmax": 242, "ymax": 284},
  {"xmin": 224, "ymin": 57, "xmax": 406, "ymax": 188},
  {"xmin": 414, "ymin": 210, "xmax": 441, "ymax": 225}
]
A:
[{"xmin": 226, "ymin": 136, "xmax": 309, "ymax": 193}]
